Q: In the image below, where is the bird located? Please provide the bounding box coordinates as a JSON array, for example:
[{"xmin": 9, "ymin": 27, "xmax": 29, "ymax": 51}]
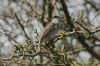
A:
[{"xmin": 38, "ymin": 16, "xmax": 60, "ymax": 43}]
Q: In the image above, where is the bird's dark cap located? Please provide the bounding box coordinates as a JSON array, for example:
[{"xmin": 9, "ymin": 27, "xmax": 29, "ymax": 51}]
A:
[{"xmin": 53, "ymin": 16, "xmax": 60, "ymax": 18}]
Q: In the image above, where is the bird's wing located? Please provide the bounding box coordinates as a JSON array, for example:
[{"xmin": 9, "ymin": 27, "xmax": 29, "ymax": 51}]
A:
[{"xmin": 39, "ymin": 22, "xmax": 55, "ymax": 42}]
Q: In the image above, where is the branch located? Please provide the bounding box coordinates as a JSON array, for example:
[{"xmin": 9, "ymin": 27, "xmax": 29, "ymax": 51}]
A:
[
  {"xmin": 48, "ymin": 0, "xmax": 54, "ymax": 22},
  {"xmin": 0, "ymin": 31, "xmax": 18, "ymax": 43},
  {"xmin": 51, "ymin": 30, "xmax": 100, "ymax": 61},
  {"xmin": 44, "ymin": 43, "xmax": 71, "ymax": 65},
  {"xmin": 77, "ymin": 34, "xmax": 100, "ymax": 61},
  {"xmin": 75, "ymin": 21, "xmax": 100, "ymax": 41},
  {"xmin": 85, "ymin": 0, "xmax": 99, "ymax": 11},
  {"xmin": 14, "ymin": 14, "xmax": 30, "ymax": 40},
  {"xmin": 60, "ymin": 0, "xmax": 74, "ymax": 31},
  {"xmin": 41, "ymin": 0, "xmax": 46, "ymax": 26},
  {"xmin": 75, "ymin": 21, "xmax": 91, "ymax": 33}
]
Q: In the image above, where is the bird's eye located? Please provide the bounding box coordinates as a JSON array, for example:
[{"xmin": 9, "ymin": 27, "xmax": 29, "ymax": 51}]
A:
[{"xmin": 53, "ymin": 16, "xmax": 59, "ymax": 18}]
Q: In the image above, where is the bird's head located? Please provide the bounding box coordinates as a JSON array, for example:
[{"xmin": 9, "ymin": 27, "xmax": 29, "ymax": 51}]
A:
[{"xmin": 51, "ymin": 16, "xmax": 61, "ymax": 24}]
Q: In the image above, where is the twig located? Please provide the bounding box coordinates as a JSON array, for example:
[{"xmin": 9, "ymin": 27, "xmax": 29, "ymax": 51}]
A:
[
  {"xmin": 85, "ymin": 0, "xmax": 99, "ymax": 11},
  {"xmin": 44, "ymin": 44, "xmax": 71, "ymax": 65},
  {"xmin": 77, "ymin": 34, "xmax": 100, "ymax": 61},
  {"xmin": 60, "ymin": 0, "xmax": 74, "ymax": 31},
  {"xmin": 75, "ymin": 21, "xmax": 91, "ymax": 33},
  {"xmin": 14, "ymin": 14, "xmax": 31, "ymax": 41}
]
